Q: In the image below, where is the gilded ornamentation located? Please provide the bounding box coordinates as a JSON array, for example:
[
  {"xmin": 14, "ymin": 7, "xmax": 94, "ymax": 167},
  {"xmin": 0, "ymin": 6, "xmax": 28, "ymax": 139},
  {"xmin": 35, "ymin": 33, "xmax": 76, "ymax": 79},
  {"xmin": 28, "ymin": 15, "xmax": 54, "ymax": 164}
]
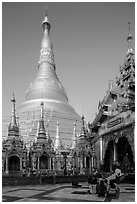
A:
[{"xmin": 38, "ymin": 48, "xmax": 55, "ymax": 68}]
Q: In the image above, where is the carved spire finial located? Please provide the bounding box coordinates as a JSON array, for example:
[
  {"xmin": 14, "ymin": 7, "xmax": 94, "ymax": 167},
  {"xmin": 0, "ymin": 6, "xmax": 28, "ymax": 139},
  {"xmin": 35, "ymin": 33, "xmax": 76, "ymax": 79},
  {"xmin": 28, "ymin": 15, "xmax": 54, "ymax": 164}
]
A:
[
  {"xmin": 128, "ymin": 22, "xmax": 131, "ymax": 33},
  {"xmin": 40, "ymin": 100, "xmax": 44, "ymax": 121},
  {"xmin": 126, "ymin": 22, "xmax": 134, "ymax": 57},
  {"xmin": 11, "ymin": 92, "xmax": 16, "ymax": 126},
  {"xmin": 8, "ymin": 93, "xmax": 20, "ymax": 138},
  {"xmin": 39, "ymin": 8, "xmax": 55, "ymax": 68},
  {"xmin": 127, "ymin": 22, "xmax": 133, "ymax": 43},
  {"xmin": 45, "ymin": 6, "xmax": 48, "ymax": 17},
  {"xmin": 11, "ymin": 91, "xmax": 15, "ymax": 102},
  {"xmin": 42, "ymin": 6, "xmax": 50, "ymax": 31}
]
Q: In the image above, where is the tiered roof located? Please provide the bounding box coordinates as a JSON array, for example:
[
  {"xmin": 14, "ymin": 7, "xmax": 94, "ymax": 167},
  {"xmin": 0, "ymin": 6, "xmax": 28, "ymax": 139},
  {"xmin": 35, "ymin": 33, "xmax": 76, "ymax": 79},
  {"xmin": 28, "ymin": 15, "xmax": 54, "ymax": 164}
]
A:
[{"xmin": 91, "ymin": 23, "xmax": 135, "ymax": 134}]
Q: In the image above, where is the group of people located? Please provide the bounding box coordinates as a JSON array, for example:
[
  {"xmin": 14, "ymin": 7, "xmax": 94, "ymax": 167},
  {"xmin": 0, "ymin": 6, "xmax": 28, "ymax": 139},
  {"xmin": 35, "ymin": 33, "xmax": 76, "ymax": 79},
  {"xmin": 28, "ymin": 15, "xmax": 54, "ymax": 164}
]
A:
[
  {"xmin": 88, "ymin": 167, "xmax": 123, "ymax": 201},
  {"xmin": 96, "ymin": 178, "xmax": 120, "ymax": 201}
]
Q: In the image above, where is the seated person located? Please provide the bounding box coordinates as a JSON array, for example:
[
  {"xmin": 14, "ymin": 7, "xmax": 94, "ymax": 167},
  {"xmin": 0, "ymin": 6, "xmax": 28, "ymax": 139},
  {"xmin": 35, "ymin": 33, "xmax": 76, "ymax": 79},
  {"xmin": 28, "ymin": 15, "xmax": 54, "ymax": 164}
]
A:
[
  {"xmin": 115, "ymin": 167, "xmax": 122, "ymax": 184},
  {"xmin": 97, "ymin": 179, "xmax": 107, "ymax": 197},
  {"xmin": 106, "ymin": 179, "xmax": 117, "ymax": 199}
]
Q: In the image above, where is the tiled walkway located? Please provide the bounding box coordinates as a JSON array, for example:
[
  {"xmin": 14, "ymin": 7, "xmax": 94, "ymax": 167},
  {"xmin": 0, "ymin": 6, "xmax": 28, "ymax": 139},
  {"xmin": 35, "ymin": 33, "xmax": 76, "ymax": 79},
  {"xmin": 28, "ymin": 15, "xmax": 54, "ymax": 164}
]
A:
[{"xmin": 2, "ymin": 183, "xmax": 135, "ymax": 202}]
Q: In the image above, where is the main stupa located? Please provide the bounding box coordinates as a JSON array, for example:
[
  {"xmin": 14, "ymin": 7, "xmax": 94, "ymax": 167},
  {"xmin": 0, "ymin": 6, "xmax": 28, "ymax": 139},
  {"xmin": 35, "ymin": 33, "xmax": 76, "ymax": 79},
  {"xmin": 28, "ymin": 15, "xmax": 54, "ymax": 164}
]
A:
[{"xmin": 3, "ymin": 10, "xmax": 81, "ymax": 148}]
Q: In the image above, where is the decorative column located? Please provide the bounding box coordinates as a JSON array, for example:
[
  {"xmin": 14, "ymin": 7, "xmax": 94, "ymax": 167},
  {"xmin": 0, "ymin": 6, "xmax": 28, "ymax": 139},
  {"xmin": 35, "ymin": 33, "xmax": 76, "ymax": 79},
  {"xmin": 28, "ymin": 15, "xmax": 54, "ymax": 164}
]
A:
[
  {"xmin": 80, "ymin": 154, "xmax": 83, "ymax": 172},
  {"xmin": 2, "ymin": 158, "xmax": 4, "ymax": 172},
  {"xmin": 113, "ymin": 142, "xmax": 117, "ymax": 164},
  {"xmin": 82, "ymin": 154, "xmax": 85, "ymax": 168},
  {"xmin": 49, "ymin": 158, "xmax": 51, "ymax": 170},
  {"xmin": 5, "ymin": 156, "xmax": 9, "ymax": 174},
  {"xmin": 78, "ymin": 157, "xmax": 80, "ymax": 169},
  {"xmin": 52, "ymin": 157, "xmax": 55, "ymax": 170},
  {"xmin": 37, "ymin": 157, "xmax": 40, "ymax": 170},
  {"xmin": 84, "ymin": 156, "xmax": 86, "ymax": 168},
  {"xmin": 32, "ymin": 156, "xmax": 35, "ymax": 170},
  {"xmin": 91, "ymin": 156, "xmax": 94, "ymax": 169},
  {"xmin": 22, "ymin": 158, "xmax": 26, "ymax": 169},
  {"xmin": 73, "ymin": 155, "xmax": 75, "ymax": 168},
  {"xmin": 89, "ymin": 157, "xmax": 92, "ymax": 174},
  {"xmin": 100, "ymin": 137, "xmax": 103, "ymax": 163},
  {"xmin": 74, "ymin": 153, "xmax": 78, "ymax": 171},
  {"xmin": 20, "ymin": 157, "xmax": 22, "ymax": 171}
]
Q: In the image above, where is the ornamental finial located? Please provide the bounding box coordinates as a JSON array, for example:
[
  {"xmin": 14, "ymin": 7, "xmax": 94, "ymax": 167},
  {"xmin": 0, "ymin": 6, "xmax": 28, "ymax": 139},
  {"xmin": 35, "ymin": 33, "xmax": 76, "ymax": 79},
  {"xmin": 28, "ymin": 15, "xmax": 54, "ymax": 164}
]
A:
[
  {"xmin": 42, "ymin": 6, "xmax": 50, "ymax": 28},
  {"xmin": 127, "ymin": 21, "xmax": 133, "ymax": 43},
  {"xmin": 45, "ymin": 6, "xmax": 48, "ymax": 17},
  {"xmin": 128, "ymin": 22, "xmax": 130, "ymax": 33},
  {"xmin": 126, "ymin": 22, "xmax": 134, "ymax": 56},
  {"xmin": 11, "ymin": 91, "xmax": 15, "ymax": 102},
  {"xmin": 40, "ymin": 100, "xmax": 44, "ymax": 120}
]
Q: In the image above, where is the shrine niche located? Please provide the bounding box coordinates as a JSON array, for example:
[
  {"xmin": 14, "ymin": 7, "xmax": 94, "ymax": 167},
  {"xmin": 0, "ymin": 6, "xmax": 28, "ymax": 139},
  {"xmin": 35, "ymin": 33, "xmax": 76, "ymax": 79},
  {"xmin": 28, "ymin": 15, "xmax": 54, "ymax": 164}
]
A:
[
  {"xmin": 39, "ymin": 154, "xmax": 49, "ymax": 169},
  {"xmin": 103, "ymin": 133, "xmax": 134, "ymax": 173},
  {"xmin": 8, "ymin": 155, "xmax": 20, "ymax": 172},
  {"xmin": 104, "ymin": 140, "xmax": 114, "ymax": 172},
  {"xmin": 117, "ymin": 136, "xmax": 134, "ymax": 173}
]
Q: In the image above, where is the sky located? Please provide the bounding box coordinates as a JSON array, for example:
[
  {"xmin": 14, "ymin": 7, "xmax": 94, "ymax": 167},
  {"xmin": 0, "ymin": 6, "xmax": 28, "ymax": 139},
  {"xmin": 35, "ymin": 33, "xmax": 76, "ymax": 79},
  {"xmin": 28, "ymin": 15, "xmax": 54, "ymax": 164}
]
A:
[{"xmin": 2, "ymin": 2, "xmax": 135, "ymax": 123}]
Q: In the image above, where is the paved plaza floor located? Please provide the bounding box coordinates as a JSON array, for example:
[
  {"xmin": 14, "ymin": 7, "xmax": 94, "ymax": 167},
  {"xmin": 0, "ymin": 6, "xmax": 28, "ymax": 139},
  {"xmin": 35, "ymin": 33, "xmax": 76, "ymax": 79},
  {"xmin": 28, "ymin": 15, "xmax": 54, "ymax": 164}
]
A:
[{"xmin": 2, "ymin": 182, "xmax": 135, "ymax": 202}]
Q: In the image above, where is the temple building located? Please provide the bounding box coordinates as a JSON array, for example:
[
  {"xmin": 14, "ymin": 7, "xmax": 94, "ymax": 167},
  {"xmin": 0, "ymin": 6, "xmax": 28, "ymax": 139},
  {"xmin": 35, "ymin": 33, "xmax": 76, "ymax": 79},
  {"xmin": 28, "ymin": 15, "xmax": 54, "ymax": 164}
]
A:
[
  {"xmin": 2, "ymin": 11, "xmax": 81, "ymax": 148},
  {"xmin": 2, "ymin": 94, "xmax": 27, "ymax": 175},
  {"xmin": 70, "ymin": 116, "xmax": 96, "ymax": 175},
  {"xmin": 89, "ymin": 23, "xmax": 135, "ymax": 173},
  {"xmin": 2, "ymin": 95, "xmax": 94, "ymax": 176},
  {"xmin": 29, "ymin": 101, "xmax": 55, "ymax": 175}
]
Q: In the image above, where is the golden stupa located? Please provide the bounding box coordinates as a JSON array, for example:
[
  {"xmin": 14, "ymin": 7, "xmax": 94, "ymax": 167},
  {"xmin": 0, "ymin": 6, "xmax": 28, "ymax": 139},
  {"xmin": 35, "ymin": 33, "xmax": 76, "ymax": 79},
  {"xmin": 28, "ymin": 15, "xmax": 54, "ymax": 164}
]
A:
[{"xmin": 3, "ymin": 11, "xmax": 81, "ymax": 147}]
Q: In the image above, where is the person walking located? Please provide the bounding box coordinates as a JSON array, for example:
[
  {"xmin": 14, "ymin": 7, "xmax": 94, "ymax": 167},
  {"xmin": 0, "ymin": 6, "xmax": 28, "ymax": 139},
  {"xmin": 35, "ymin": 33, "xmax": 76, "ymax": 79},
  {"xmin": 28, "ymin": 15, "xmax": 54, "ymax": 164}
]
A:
[{"xmin": 88, "ymin": 174, "xmax": 93, "ymax": 194}]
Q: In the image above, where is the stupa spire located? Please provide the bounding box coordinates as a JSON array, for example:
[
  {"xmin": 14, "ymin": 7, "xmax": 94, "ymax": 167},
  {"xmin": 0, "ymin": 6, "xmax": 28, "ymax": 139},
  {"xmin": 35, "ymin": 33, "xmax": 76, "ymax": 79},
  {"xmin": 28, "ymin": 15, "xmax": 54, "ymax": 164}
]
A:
[
  {"xmin": 8, "ymin": 93, "xmax": 19, "ymax": 137},
  {"xmin": 127, "ymin": 22, "xmax": 134, "ymax": 56},
  {"xmin": 39, "ymin": 7, "xmax": 55, "ymax": 68},
  {"xmin": 37, "ymin": 101, "xmax": 47, "ymax": 140},
  {"xmin": 25, "ymin": 9, "xmax": 69, "ymax": 102},
  {"xmin": 40, "ymin": 101, "xmax": 44, "ymax": 121},
  {"xmin": 11, "ymin": 92, "xmax": 17, "ymax": 126},
  {"xmin": 127, "ymin": 22, "xmax": 133, "ymax": 43}
]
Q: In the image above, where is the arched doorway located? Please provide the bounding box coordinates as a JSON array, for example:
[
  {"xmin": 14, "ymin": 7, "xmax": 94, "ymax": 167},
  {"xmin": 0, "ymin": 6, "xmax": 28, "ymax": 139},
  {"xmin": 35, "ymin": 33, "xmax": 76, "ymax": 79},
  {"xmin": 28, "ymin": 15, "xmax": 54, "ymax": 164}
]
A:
[
  {"xmin": 40, "ymin": 155, "xmax": 48, "ymax": 169},
  {"xmin": 8, "ymin": 155, "xmax": 20, "ymax": 172},
  {"xmin": 117, "ymin": 136, "xmax": 134, "ymax": 173},
  {"xmin": 104, "ymin": 140, "xmax": 114, "ymax": 172}
]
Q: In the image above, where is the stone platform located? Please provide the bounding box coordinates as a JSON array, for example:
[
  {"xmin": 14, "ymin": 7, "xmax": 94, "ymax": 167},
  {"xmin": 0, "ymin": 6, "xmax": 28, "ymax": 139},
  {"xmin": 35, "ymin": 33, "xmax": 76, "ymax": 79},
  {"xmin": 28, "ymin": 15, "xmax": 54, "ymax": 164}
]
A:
[{"xmin": 2, "ymin": 182, "xmax": 135, "ymax": 202}]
